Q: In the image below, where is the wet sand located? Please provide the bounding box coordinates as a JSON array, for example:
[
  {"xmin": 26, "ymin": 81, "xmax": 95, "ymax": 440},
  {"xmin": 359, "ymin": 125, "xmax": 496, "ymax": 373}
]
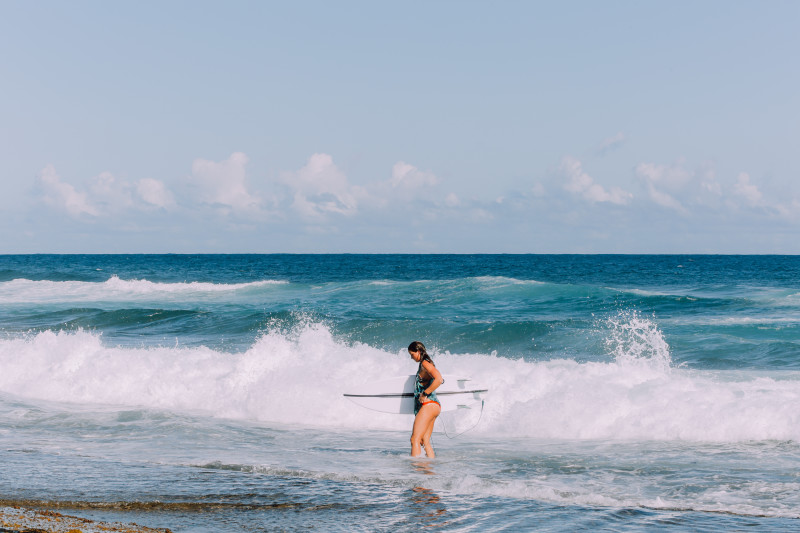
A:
[{"xmin": 0, "ymin": 505, "xmax": 171, "ymax": 533}]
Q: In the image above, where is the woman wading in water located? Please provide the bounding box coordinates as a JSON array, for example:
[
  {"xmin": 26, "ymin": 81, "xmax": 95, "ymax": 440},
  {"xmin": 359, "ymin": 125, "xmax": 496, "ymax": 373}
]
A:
[{"xmin": 408, "ymin": 341, "xmax": 443, "ymax": 457}]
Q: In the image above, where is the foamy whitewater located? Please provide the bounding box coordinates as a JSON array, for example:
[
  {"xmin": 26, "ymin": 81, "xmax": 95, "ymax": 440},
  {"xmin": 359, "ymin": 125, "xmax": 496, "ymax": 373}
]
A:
[{"xmin": 1, "ymin": 255, "xmax": 799, "ymax": 531}]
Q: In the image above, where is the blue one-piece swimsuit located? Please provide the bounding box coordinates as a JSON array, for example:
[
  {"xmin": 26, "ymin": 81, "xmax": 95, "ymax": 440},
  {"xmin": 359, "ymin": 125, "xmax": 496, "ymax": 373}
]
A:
[{"xmin": 413, "ymin": 361, "xmax": 441, "ymax": 415}]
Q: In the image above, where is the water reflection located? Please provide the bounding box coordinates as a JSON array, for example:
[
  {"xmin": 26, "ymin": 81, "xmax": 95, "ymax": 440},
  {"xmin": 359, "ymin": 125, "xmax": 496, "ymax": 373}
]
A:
[
  {"xmin": 409, "ymin": 460, "xmax": 447, "ymax": 528},
  {"xmin": 411, "ymin": 459, "xmax": 436, "ymax": 476}
]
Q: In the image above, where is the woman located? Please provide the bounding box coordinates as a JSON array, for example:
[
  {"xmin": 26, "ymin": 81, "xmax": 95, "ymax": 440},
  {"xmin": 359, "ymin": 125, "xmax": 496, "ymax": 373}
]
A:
[{"xmin": 408, "ymin": 341, "xmax": 444, "ymax": 458}]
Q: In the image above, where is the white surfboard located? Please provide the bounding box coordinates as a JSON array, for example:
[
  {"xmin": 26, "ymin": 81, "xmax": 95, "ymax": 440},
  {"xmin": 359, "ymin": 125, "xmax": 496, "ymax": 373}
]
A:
[{"xmin": 343, "ymin": 375, "xmax": 487, "ymax": 414}]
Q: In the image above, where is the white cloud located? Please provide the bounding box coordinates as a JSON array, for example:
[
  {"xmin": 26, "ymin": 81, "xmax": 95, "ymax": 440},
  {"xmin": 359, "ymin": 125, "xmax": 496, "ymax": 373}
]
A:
[
  {"xmin": 38, "ymin": 165, "xmax": 99, "ymax": 217},
  {"xmin": 470, "ymin": 207, "xmax": 493, "ymax": 221},
  {"xmin": 390, "ymin": 161, "xmax": 439, "ymax": 190},
  {"xmin": 634, "ymin": 162, "xmax": 691, "ymax": 212},
  {"xmin": 561, "ymin": 157, "xmax": 632, "ymax": 205},
  {"xmin": 364, "ymin": 161, "xmax": 441, "ymax": 210},
  {"xmin": 37, "ymin": 165, "xmax": 177, "ymax": 217},
  {"xmin": 89, "ymin": 171, "xmax": 134, "ymax": 211},
  {"xmin": 634, "ymin": 161, "xmax": 785, "ymax": 216},
  {"xmin": 635, "ymin": 162, "xmax": 692, "ymax": 190},
  {"xmin": 776, "ymin": 199, "xmax": 800, "ymax": 220},
  {"xmin": 444, "ymin": 193, "xmax": 461, "ymax": 207},
  {"xmin": 190, "ymin": 152, "xmax": 260, "ymax": 213},
  {"xmin": 25, "ymin": 150, "xmax": 800, "ymax": 253},
  {"xmin": 137, "ymin": 178, "xmax": 176, "ymax": 209},
  {"xmin": 700, "ymin": 169, "xmax": 722, "ymax": 196},
  {"xmin": 597, "ymin": 132, "xmax": 625, "ymax": 155},
  {"xmin": 647, "ymin": 187, "xmax": 685, "ymax": 212},
  {"xmin": 732, "ymin": 172, "xmax": 764, "ymax": 207},
  {"xmin": 282, "ymin": 153, "xmax": 365, "ymax": 218}
]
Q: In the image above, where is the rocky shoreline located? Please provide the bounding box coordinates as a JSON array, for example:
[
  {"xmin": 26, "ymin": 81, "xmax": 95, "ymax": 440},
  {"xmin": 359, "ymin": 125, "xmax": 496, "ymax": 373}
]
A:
[{"xmin": 0, "ymin": 506, "xmax": 171, "ymax": 533}]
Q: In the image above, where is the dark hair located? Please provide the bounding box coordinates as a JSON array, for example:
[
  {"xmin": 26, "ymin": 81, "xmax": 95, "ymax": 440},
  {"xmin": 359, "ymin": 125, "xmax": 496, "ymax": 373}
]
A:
[{"xmin": 408, "ymin": 341, "xmax": 433, "ymax": 364}]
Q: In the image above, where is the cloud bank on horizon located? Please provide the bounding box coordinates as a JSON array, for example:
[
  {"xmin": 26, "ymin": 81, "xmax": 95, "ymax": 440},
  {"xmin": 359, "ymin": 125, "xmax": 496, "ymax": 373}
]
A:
[
  {"xmin": 30, "ymin": 147, "xmax": 799, "ymax": 252},
  {"xmin": 2, "ymin": 1, "xmax": 799, "ymax": 253}
]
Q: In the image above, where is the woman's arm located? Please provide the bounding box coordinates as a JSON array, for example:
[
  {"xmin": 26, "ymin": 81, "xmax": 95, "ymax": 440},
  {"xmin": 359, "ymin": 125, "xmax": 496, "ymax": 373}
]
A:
[{"xmin": 420, "ymin": 360, "xmax": 443, "ymax": 395}]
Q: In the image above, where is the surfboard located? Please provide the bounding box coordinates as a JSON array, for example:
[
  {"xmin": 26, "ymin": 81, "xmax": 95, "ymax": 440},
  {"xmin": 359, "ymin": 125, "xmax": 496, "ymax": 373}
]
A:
[{"xmin": 343, "ymin": 375, "xmax": 487, "ymax": 414}]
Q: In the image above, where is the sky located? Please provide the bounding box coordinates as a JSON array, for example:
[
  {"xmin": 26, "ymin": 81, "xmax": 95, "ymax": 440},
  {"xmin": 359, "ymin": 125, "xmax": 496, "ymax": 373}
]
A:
[{"xmin": 1, "ymin": 0, "xmax": 798, "ymax": 253}]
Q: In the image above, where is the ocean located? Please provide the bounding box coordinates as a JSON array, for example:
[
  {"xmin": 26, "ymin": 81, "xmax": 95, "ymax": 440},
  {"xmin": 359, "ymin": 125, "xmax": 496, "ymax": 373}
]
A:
[{"xmin": 0, "ymin": 254, "xmax": 799, "ymax": 531}]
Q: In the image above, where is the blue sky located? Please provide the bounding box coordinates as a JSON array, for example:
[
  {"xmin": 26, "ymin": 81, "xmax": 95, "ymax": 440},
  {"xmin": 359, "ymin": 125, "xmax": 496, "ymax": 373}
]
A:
[{"xmin": 1, "ymin": 0, "xmax": 798, "ymax": 253}]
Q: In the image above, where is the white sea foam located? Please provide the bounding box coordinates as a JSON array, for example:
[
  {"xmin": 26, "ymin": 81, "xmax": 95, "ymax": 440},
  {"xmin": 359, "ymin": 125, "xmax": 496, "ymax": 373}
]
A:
[
  {"xmin": 210, "ymin": 459, "xmax": 800, "ymax": 519},
  {"xmin": 368, "ymin": 276, "xmax": 543, "ymax": 289},
  {"xmin": 1, "ymin": 317, "xmax": 799, "ymax": 442},
  {"xmin": 0, "ymin": 276, "xmax": 287, "ymax": 303},
  {"xmin": 423, "ymin": 476, "xmax": 800, "ymax": 519},
  {"xmin": 669, "ymin": 315, "xmax": 800, "ymax": 326},
  {"xmin": 471, "ymin": 276, "xmax": 545, "ymax": 286}
]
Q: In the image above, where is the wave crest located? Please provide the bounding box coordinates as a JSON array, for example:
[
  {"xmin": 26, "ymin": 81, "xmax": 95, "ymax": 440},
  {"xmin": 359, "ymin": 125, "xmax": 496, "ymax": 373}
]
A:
[
  {"xmin": 0, "ymin": 276, "xmax": 287, "ymax": 303},
  {"xmin": 1, "ymin": 319, "xmax": 799, "ymax": 442}
]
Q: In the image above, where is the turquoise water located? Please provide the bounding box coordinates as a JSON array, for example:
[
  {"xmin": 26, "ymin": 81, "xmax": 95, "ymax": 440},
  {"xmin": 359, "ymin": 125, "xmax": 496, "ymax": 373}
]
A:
[{"xmin": 1, "ymin": 255, "xmax": 799, "ymax": 531}]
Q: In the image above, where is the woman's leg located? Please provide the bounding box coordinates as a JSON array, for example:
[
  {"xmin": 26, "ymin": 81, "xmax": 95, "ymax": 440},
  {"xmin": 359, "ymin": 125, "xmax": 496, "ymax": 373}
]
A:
[
  {"xmin": 411, "ymin": 403, "xmax": 441, "ymax": 457},
  {"xmin": 421, "ymin": 410, "xmax": 438, "ymax": 458}
]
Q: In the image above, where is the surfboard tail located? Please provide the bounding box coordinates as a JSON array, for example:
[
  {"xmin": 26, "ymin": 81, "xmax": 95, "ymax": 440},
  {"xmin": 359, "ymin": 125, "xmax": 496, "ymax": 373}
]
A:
[{"xmin": 439, "ymin": 399, "xmax": 485, "ymax": 438}]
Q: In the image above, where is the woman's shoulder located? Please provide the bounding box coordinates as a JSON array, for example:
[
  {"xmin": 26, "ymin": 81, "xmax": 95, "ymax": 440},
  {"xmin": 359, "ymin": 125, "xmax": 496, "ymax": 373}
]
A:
[{"xmin": 420, "ymin": 358, "xmax": 437, "ymax": 372}]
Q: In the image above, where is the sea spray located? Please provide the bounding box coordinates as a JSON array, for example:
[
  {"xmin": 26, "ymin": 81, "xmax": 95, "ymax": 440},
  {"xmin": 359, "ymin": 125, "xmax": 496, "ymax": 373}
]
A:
[
  {"xmin": 2, "ymin": 318, "xmax": 800, "ymax": 441},
  {"xmin": 604, "ymin": 310, "xmax": 673, "ymax": 372}
]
